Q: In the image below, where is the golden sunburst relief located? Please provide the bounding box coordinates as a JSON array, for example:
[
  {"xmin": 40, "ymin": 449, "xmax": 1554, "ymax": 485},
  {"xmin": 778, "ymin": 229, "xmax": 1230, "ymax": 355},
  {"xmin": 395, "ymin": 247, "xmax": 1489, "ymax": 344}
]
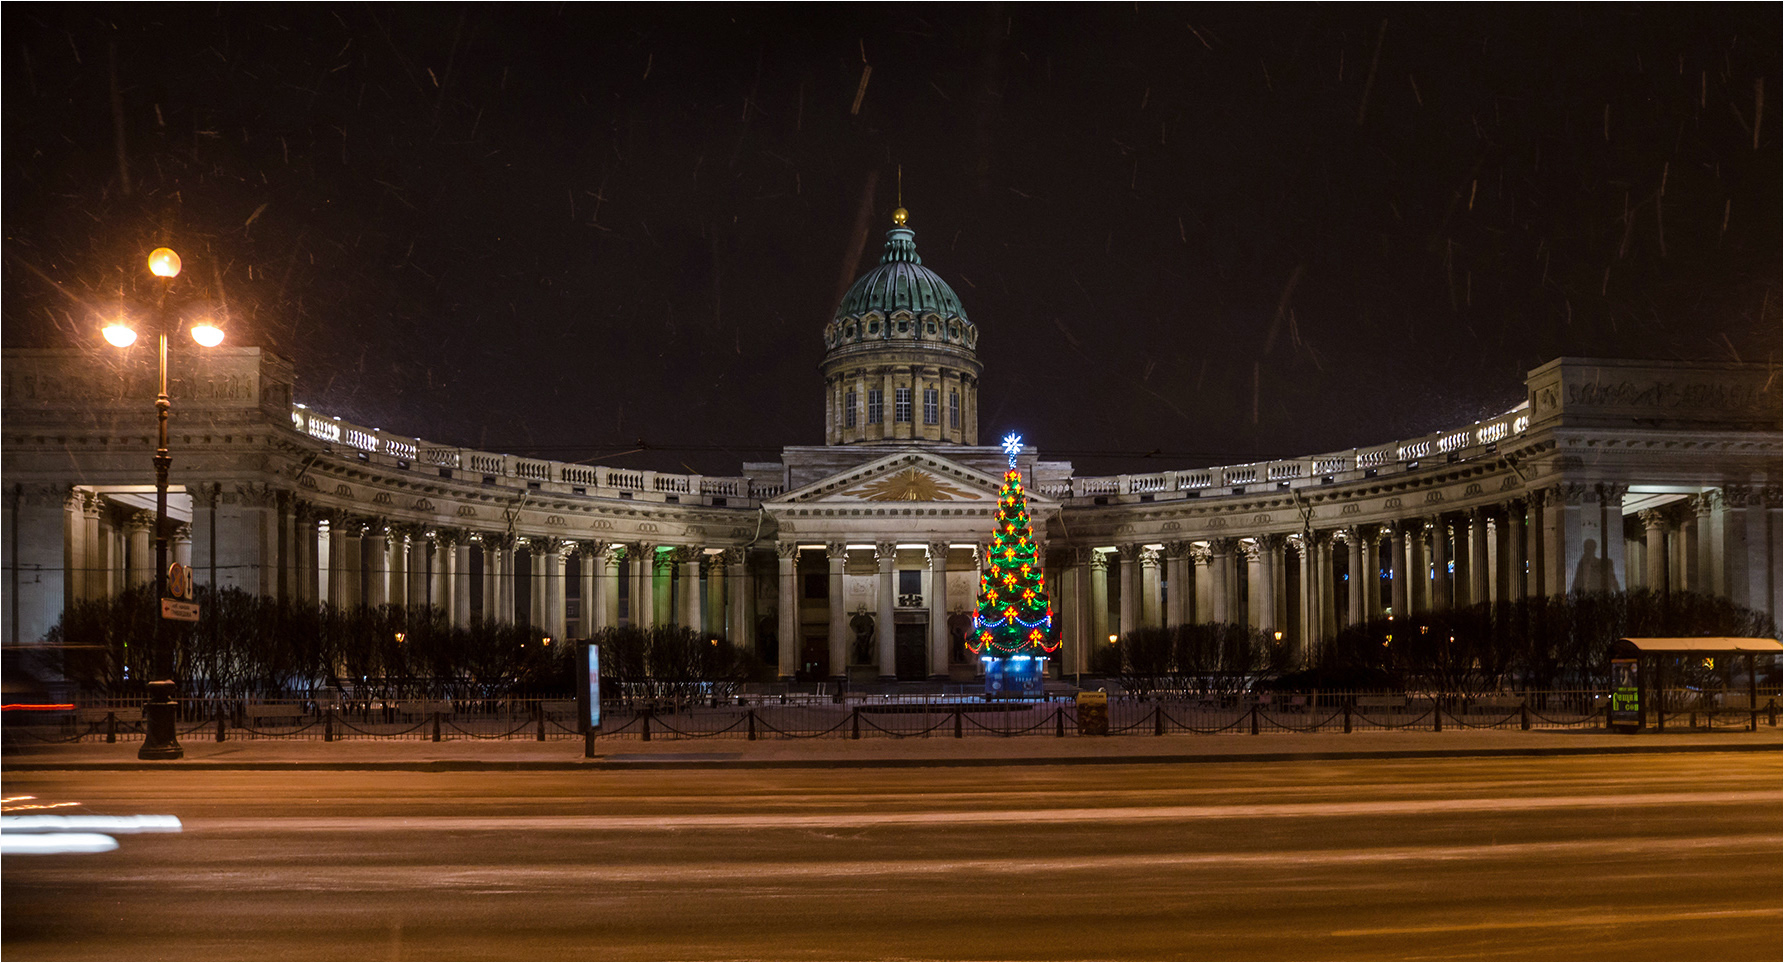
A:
[{"xmin": 840, "ymin": 468, "xmax": 981, "ymax": 501}]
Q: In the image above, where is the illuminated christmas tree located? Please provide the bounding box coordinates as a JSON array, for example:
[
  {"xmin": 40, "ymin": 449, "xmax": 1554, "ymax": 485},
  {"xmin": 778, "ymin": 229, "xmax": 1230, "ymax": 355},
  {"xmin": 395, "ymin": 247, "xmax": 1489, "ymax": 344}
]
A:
[{"xmin": 969, "ymin": 433, "xmax": 1056, "ymax": 696}]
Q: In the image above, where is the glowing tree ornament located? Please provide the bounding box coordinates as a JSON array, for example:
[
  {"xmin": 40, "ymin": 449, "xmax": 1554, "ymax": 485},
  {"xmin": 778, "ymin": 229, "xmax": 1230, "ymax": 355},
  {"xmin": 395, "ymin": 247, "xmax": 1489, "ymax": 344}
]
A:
[{"xmin": 970, "ymin": 433, "xmax": 1055, "ymax": 696}]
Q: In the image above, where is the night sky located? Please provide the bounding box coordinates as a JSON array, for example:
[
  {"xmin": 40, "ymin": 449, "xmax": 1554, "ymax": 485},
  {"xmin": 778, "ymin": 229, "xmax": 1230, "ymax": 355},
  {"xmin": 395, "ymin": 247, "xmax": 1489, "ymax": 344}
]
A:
[{"xmin": 6, "ymin": 6, "xmax": 1778, "ymax": 477}]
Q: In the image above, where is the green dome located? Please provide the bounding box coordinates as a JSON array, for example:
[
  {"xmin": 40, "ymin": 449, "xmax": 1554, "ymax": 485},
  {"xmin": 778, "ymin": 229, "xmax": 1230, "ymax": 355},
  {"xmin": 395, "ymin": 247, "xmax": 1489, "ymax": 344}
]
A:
[{"xmin": 834, "ymin": 225, "xmax": 968, "ymax": 322}]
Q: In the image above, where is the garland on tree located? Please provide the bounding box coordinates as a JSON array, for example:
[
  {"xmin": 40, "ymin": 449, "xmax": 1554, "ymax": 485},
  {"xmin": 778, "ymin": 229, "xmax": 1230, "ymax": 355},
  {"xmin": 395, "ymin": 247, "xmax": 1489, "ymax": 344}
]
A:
[{"xmin": 969, "ymin": 433, "xmax": 1057, "ymax": 659}]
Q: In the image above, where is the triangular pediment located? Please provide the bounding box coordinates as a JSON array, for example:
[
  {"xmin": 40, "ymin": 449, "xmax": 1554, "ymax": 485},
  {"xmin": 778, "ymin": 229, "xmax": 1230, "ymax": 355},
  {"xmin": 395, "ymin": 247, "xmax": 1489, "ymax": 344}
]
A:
[{"xmin": 771, "ymin": 451, "xmax": 1048, "ymax": 506}]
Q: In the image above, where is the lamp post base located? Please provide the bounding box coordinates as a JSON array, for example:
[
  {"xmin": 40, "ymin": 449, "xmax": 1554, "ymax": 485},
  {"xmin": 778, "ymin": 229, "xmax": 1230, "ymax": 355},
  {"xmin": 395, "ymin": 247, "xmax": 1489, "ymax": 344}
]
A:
[{"xmin": 138, "ymin": 680, "xmax": 185, "ymax": 760}]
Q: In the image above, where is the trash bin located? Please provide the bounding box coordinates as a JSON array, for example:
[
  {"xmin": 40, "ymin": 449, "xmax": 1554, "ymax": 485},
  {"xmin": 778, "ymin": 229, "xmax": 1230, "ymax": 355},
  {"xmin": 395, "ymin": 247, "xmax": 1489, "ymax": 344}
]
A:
[{"xmin": 1075, "ymin": 690, "xmax": 1109, "ymax": 736}]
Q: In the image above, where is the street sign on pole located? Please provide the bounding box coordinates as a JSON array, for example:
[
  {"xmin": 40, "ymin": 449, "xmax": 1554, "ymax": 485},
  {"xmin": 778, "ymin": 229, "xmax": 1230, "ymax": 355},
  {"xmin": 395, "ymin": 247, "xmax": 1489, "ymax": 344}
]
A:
[
  {"xmin": 160, "ymin": 598, "xmax": 200, "ymax": 622},
  {"xmin": 167, "ymin": 562, "xmax": 192, "ymax": 599}
]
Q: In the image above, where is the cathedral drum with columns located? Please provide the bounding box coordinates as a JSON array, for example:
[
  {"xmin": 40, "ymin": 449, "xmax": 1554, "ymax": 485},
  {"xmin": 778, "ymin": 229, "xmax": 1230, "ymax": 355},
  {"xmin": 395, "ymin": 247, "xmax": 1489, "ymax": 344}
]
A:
[{"xmin": 4, "ymin": 210, "xmax": 1781, "ymax": 686}]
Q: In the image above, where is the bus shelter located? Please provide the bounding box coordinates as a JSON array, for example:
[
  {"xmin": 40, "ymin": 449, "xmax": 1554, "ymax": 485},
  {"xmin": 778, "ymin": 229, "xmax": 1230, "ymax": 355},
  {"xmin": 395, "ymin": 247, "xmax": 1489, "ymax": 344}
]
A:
[{"xmin": 1608, "ymin": 637, "xmax": 1782, "ymax": 732}]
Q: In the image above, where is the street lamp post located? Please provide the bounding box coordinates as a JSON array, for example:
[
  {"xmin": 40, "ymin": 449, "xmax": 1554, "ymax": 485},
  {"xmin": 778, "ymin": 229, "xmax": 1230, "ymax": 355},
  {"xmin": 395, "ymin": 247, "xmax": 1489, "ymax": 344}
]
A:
[{"xmin": 103, "ymin": 246, "xmax": 224, "ymax": 760}]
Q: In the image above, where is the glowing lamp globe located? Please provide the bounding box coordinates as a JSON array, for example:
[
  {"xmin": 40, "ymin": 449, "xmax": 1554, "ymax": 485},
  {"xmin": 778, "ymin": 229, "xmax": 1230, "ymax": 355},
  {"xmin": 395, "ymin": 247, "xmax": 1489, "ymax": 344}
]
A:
[
  {"xmin": 190, "ymin": 323, "xmax": 225, "ymax": 347},
  {"xmin": 147, "ymin": 248, "xmax": 182, "ymax": 279},
  {"xmin": 102, "ymin": 322, "xmax": 138, "ymax": 347}
]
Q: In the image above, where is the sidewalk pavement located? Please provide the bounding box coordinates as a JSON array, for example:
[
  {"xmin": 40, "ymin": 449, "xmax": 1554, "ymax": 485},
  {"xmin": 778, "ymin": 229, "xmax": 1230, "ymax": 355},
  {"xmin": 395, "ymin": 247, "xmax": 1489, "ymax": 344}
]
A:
[{"xmin": 5, "ymin": 726, "xmax": 1778, "ymax": 771}]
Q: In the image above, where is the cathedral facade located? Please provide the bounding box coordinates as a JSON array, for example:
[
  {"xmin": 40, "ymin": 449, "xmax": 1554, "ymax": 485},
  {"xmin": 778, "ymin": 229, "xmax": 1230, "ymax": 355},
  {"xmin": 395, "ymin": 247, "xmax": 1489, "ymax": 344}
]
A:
[{"xmin": 5, "ymin": 212, "xmax": 1781, "ymax": 683}]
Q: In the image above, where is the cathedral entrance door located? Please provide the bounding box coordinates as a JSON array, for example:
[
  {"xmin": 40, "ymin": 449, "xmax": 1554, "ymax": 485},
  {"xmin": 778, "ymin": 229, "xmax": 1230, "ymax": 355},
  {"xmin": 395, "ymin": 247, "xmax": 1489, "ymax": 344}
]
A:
[
  {"xmin": 800, "ymin": 634, "xmax": 829, "ymax": 681},
  {"xmin": 894, "ymin": 623, "xmax": 927, "ymax": 681}
]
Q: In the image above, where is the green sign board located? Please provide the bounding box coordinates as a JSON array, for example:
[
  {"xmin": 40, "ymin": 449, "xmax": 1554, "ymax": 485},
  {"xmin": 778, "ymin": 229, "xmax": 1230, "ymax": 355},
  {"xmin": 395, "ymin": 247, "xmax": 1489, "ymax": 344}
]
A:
[{"xmin": 1609, "ymin": 658, "xmax": 1641, "ymax": 727}]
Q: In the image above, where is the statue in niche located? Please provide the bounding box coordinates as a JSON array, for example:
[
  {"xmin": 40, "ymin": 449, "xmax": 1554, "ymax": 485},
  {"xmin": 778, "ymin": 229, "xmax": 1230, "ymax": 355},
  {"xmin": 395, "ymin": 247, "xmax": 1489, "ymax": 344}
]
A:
[{"xmin": 849, "ymin": 607, "xmax": 875, "ymax": 665}]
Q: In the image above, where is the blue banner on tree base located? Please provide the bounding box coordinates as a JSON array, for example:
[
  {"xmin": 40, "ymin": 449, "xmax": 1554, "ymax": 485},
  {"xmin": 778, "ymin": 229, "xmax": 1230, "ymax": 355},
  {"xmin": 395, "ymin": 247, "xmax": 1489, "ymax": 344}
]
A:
[{"xmin": 983, "ymin": 656, "xmax": 1045, "ymax": 698}]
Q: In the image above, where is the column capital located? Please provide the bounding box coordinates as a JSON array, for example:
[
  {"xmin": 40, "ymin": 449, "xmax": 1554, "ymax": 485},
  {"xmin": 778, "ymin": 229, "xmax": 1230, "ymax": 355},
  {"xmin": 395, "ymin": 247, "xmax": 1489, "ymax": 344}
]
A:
[
  {"xmin": 776, "ymin": 540, "xmax": 800, "ymax": 560},
  {"xmin": 1719, "ymin": 484, "xmax": 1754, "ymax": 508},
  {"xmin": 1763, "ymin": 486, "xmax": 1782, "ymax": 509},
  {"xmin": 1209, "ymin": 536, "xmax": 1237, "ymax": 555},
  {"xmin": 126, "ymin": 510, "xmax": 157, "ymax": 534},
  {"xmin": 875, "ymin": 542, "xmax": 898, "ymax": 564},
  {"xmin": 1139, "ymin": 546, "xmax": 1162, "ymax": 567},
  {"xmin": 721, "ymin": 546, "xmax": 747, "ymax": 566},
  {"xmin": 926, "ymin": 541, "xmax": 950, "ymax": 563},
  {"xmin": 1597, "ymin": 482, "xmax": 1629, "ymax": 504},
  {"xmin": 1188, "ymin": 543, "xmax": 1213, "ymax": 564},
  {"xmin": 1088, "ymin": 550, "xmax": 1108, "ymax": 572},
  {"xmin": 576, "ymin": 539, "xmax": 609, "ymax": 559},
  {"xmin": 1240, "ymin": 540, "xmax": 1261, "ymax": 562},
  {"xmin": 1638, "ymin": 509, "xmax": 1670, "ymax": 530},
  {"xmin": 825, "ymin": 541, "xmax": 849, "ymax": 561},
  {"xmin": 1162, "ymin": 540, "xmax": 1192, "ymax": 560}
]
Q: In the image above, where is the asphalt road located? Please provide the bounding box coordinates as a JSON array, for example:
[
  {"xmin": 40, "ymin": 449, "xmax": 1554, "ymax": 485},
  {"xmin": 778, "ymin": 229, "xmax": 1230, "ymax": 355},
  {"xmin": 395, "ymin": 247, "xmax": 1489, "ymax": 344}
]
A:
[{"xmin": 4, "ymin": 753, "xmax": 1779, "ymax": 961}]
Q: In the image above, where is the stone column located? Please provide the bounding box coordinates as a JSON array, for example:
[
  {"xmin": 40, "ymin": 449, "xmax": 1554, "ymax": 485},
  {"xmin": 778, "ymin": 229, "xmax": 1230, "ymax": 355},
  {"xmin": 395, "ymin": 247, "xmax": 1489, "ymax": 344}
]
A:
[
  {"xmin": 294, "ymin": 508, "xmax": 318, "ymax": 604},
  {"xmin": 1429, "ymin": 516, "xmax": 1451, "ymax": 609},
  {"xmin": 1163, "ymin": 543, "xmax": 1189, "ymax": 628},
  {"xmin": 1345, "ymin": 529, "xmax": 1365, "ymax": 627},
  {"xmin": 74, "ymin": 491, "xmax": 101, "ymax": 602},
  {"xmin": 1317, "ymin": 534, "xmax": 1338, "ymax": 641},
  {"xmin": 1066, "ymin": 548, "xmax": 1092, "ymax": 673},
  {"xmin": 364, "ymin": 525, "xmax": 389, "ymax": 608},
  {"xmin": 389, "ymin": 531, "xmax": 409, "ymax": 612},
  {"xmin": 1718, "ymin": 486, "xmax": 1757, "ymax": 608},
  {"xmin": 479, "ymin": 538, "xmax": 499, "ymax": 624},
  {"xmin": 126, "ymin": 511, "xmax": 155, "ymax": 589},
  {"xmin": 1640, "ymin": 510, "xmax": 1669, "ymax": 594},
  {"xmin": 591, "ymin": 543, "xmax": 615, "ymax": 633},
  {"xmin": 704, "ymin": 552, "xmax": 726, "ymax": 635},
  {"xmin": 725, "ymin": 548, "xmax": 747, "ymax": 646},
  {"xmin": 876, "ymin": 542, "xmax": 897, "ymax": 680},
  {"xmin": 578, "ymin": 545, "xmax": 598, "ymax": 636},
  {"xmin": 172, "ymin": 524, "xmax": 192, "ymax": 574},
  {"xmin": 1240, "ymin": 540, "xmax": 1262, "ymax": 631},
  {"xmin": 826, "ymin": 543, "xmax": 848, "ymax": 679},
  {"xmin": 544, "ymin": 543, "xmax": 566, "ymax": 639},
  {"xmin": 1388, "ymin": 523, "xmax": 1408, "ymax": 616},
  {"xmin": 1117, "ymin": 546, "xmax": 1138, "ymax": 640},
  {"xmin": 681, "ymin": 547, "xmax": 703, "ymax": 630},
  {"xmin": 1468, "ymin": 510, "xmax": 1490, "ymax": 606},
  {"xmin": 632, "ymin": 543, "xmax": 655, "ymax": 628},
  {"xmin": 1505, "ymin": 506, "xmax": 1534, "ymax": 599},
  {"xmin": 1207, "ymin": 539, "xmax": 1233, "ymax": 625},
  {"xmin": 453, "ymin": 538, "xmax": 473, "ymax": 628},
  {"xmin": 401, "ymin": 531, "xmax": 423, "ymax": 610},
  {"xmin": 652, "ymin": 552, "xmax": 672, "ymax": 626},
  {"xmin": 1255, "ymin": 536, "xmax": 1279, "ymax": 637},
  {"xmin": 1524, "ymin": 495, "xmax": 1544, "ymax": 599},
  {"xmin": 776, "ymin": 542, "xmax": 798, "ymax": 679},
  {"xmin": 1089, "ymin": 551, "xmax": 1110, "ymax": 643},
  {"xmin": 1191, "ymin": 544, "xmax": 1214, "ymax": 626},
  {"xmin": 1292, "ymin": 536, "xmax": 1314, "ymax": 662},
  {"xmin": 1139, "ymin": 546, "xmax": 1163, "ymax": 628},
  {"xmin": 1410, "ymin": 521, "xmax": 1432, "ymax": 612},
  {"xmin": 330, "ymin": 519, "xmax": 355, "ymax": 608},
  {"xmin": 1359, "ymin": 526, "xmax": 1381, "ymax": 621},
  {"xmin": 928, "ymin": 541, "xmax": 950, "ymax": 678}
]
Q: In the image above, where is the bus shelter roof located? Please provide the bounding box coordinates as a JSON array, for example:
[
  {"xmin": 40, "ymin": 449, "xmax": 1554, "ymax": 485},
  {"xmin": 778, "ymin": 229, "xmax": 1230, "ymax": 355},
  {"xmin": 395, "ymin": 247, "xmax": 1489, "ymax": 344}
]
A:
[{"xmin": 1614, "ymin": 637, "xmax": 1783, "ymax": 654}]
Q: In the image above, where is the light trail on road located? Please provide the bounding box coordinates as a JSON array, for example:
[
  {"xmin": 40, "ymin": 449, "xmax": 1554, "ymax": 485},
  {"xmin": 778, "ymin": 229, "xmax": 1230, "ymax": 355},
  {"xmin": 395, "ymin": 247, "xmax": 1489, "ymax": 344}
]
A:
[{"xmin": 5, "ymin": 752, "xmax": 1778, "ymax": 960}]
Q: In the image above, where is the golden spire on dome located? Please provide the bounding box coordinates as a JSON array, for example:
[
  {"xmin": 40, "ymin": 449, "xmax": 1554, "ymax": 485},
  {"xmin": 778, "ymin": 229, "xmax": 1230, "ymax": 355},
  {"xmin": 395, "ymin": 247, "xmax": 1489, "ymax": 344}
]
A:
[{"xmin": 892, "ymin": 164, "xmax": 907, "ymax": 225}]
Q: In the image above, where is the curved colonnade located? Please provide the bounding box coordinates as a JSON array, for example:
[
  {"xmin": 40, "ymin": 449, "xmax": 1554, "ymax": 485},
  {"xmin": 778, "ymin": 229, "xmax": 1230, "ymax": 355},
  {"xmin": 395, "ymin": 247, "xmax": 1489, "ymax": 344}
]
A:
[{"xmin": 4, "ymin": 349, "xmax": 1779, "ymax": 682}]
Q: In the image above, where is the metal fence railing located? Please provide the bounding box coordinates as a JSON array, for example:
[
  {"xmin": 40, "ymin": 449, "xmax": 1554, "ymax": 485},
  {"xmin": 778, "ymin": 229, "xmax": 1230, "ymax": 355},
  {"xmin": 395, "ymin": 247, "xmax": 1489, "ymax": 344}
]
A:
[{"xmin": 6, "ymin": 687, "xmax": 1777, "ymax": 744}]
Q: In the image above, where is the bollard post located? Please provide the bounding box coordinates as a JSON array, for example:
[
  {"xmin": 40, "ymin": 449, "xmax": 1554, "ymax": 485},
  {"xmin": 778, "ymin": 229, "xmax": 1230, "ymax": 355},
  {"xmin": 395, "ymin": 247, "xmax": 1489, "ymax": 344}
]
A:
[
  {"xmin": 217, "ymin": 710, "xmax": 226, "ymax": 743},
  {"xmin": 1155, "ymin": 705, "xmax": 1165, "ymax": 736},
  {"xmin": 584, "ymin": 727, "xmax": 596, "ymax": 759},
  {"xmin": 1250, "ymin": 703, "xmax": 1260, "ymax": 736},
  {"xmin": 325, "ymin": 706, "xmax": 335, "ymax": 743},
  {"xmin": 1520, "ymin": 703, "xmax": 1531, "ymax": 731},
  {"xmin": 1433, "ymin": 698, "xmax": 1443, "ymax": 733},
  {"xmin": 641, "ymin": 706, "xmax": 652, "ymax": 742},
  {"xmin": 747, "ymin": 708, "xmax": 757, "ymax": 741},
  {"xmin": 536, "ymin": 702, "xmax": 546, "ymax": 742},
  {"xmin": 106, "ymin": 710, "xmax": 117, "ymax": 744},
  {"xmin": 954, "ymin": 707, "xmax": 963, "ymax": 739},
  {"xmin": 851, "ymin": 707, "xmax": 861, "ymax": 740},
  {"xmin": 1056, "ymin": 706, "xmax": 1066, "ymax": 738},
  {"xmin": 1342, "ymin": 702, "xmax": 1352, "ymax": 734},
  {"xmin": 432, "ymin": 711, "xmax": 442, "ymax": 743}
]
